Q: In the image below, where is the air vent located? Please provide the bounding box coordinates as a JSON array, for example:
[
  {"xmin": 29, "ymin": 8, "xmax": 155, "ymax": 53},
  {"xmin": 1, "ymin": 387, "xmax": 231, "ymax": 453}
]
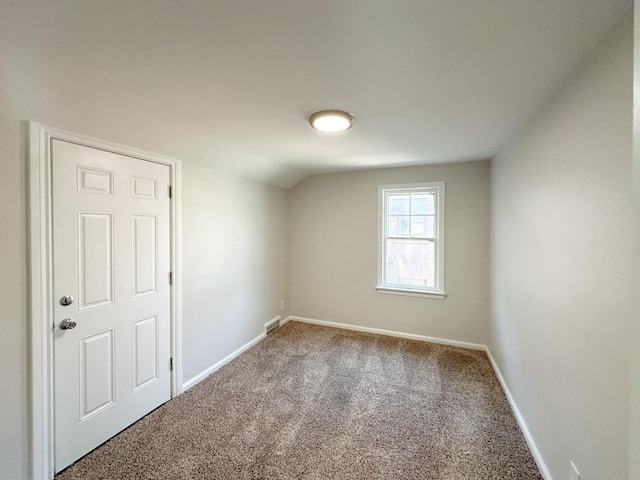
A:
[{"xmin": 265, "ymin": 316, "xmax": 281, "ymax": 336}]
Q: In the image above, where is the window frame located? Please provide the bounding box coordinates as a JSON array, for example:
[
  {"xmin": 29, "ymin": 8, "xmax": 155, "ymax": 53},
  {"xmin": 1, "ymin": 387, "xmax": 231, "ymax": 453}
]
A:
[{"xmin": 376, "ymin": 181, "xmax": 446, "ymax": 299}]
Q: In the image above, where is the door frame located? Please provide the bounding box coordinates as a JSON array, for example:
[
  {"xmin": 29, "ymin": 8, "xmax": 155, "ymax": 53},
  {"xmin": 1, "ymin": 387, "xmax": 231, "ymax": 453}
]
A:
[{"xmin": 28, "ymin": 122, "xmax": 183, "ymax": 480}]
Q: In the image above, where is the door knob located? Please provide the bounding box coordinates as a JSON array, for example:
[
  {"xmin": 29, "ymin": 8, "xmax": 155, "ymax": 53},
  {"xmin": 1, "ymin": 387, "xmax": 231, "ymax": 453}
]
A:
[{"xmin": 59, "ymin": 318, "xmax": 77, "ymax": 330}]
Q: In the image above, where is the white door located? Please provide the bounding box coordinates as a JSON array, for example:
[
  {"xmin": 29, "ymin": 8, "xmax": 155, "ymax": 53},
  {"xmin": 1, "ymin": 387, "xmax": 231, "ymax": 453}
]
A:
[{"xmin": 52, "ymin": 139, "xmax": 172, "ymax": 472}]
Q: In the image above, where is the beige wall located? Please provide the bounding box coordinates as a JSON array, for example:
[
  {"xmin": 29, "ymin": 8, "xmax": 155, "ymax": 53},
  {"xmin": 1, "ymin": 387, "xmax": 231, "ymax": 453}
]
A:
[
  {"xmin": 289, "ymin": 161, "xmax": 491, "ymax": 344},
  {"xmin": 630, "ymin": 2, "xmax": 640, "ymax": 478},
  {"xmin": 181, "ymin": 163, "xmax": 289, "ymax": 383},
  {"xmin": 490, "ymin": 15, "xmax": 632, "ymax": 480},
  {"xmin": 0, "ymin": 119, "xmax": 30, "ymax": 479}
]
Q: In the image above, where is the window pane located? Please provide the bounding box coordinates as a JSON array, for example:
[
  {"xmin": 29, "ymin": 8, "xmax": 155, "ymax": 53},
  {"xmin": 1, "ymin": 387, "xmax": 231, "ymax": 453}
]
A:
[
  {"xmin": 388, "ymin": 216, "xmax": 411, "ymax": 237},
  {"xmin": 388, "ymin": 194, "xmax": 410, "ymax": 215},
  {"xmin": 411, "ymin": 193, "xmax": 435, "ymax": 215},
  {"xmin": 385, "ymin": 239, "xmax": 435, "ymax": 288},
  {"xmin": 410, "ymin": 216, "xmax": 434, "ymax": 238}
]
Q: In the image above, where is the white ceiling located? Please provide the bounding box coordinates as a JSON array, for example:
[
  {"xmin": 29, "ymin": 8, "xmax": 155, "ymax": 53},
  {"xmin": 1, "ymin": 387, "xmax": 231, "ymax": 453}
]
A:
[{"xmin": 1, "ymin": 1, "xmax": 631, "ymax": 188}]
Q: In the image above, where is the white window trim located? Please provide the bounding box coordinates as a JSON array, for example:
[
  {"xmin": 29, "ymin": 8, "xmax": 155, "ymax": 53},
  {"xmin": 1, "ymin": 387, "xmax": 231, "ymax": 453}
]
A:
[{"xmin": 376, "ymin": 181, "xmax": 446, "ymax": 299}]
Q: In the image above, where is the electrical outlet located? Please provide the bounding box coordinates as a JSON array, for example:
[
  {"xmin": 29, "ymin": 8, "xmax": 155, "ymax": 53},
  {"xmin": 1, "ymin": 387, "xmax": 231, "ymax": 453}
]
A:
[
  {"xmin": 280, "ymin": 300, "xmax": 285, "ymax": 311},
  {"xmin": 569, "ymin": 460, "xmax": 580, "ymax": 480}
]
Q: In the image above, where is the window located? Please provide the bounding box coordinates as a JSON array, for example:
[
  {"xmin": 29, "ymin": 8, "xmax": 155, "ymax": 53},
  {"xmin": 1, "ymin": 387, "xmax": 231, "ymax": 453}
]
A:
[{"xmin": 377, "ymin": 182, "xmax": 445, "ymax": 298}]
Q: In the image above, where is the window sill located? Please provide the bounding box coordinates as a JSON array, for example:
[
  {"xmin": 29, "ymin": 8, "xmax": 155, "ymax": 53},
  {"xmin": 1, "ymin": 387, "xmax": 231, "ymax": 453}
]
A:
[{"xmin": 375, "ymin": 286, "xmax": 447, "ymax": 300}]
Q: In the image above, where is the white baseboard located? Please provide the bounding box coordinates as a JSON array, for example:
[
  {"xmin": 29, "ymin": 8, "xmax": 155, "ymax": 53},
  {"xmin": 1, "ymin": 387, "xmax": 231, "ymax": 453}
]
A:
[
  {"xmin": 181, "ymin": 331, "xmax": 265, "ymax": 391},
  {"xmin": 484, "ymin": 348, "xmax": 553, "ymax": 480},
  {"xmin": 289, "ymin": 315, "xmax": 486, "ymax": 351}
]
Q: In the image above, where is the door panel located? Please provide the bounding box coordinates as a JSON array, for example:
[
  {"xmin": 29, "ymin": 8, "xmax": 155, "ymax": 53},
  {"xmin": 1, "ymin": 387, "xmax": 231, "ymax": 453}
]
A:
[
  {"xmin": 77, "ymin": 165, "xmax": 114, "ymax": 195},
  {"xmin": 131, "ymin": 215, "xmax": 157, "ymax": 297},
  {"xmin": 131, "ymin": 175, "xmax": 157, "ymax": 199},
  {"xmin": 133, "ymin": 315, "xmax": 159, "ymax": 391},
  {"xmin": 52, "ymin": 139, "xmax": 171, "ymax": 472},
  {"xmin": 77, "ymin": 212, "xmax": 114, "ymax": 309},
  {"xmin": 79, "ymin": 329, "xmax": 115, "ymax": 420}
]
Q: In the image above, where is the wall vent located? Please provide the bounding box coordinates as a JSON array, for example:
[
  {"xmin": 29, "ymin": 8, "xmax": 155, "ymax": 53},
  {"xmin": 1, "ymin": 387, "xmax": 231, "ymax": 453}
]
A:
[{"xmin": 265, "ymin": 316, "xmax": 281, "ymax": 336}]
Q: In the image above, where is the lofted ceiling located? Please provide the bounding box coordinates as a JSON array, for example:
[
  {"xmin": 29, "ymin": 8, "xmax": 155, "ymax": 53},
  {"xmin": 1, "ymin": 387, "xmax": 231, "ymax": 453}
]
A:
[{"xmin": 1, "ymin": 0, "xmax": 631, "ymax": 188}]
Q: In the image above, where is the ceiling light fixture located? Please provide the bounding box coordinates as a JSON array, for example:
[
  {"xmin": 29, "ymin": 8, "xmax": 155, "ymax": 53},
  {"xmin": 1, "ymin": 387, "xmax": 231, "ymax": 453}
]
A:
[{"xmin": 309, "ymin": 110, "xmax": 355, "ymax": 133}]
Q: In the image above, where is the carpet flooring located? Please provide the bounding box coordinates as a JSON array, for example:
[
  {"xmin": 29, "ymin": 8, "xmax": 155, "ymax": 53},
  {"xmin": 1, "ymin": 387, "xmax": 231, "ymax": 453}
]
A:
[{"xmin": 56, "ymin": 321, "xmax": 542, "ymax": 479}]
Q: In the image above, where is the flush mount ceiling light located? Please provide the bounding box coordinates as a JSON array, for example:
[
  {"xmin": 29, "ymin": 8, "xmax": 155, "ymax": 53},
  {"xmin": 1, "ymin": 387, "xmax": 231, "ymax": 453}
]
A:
[{"xmin": 309, "ymin": 110, "xmax": 355, "ymax": 133}]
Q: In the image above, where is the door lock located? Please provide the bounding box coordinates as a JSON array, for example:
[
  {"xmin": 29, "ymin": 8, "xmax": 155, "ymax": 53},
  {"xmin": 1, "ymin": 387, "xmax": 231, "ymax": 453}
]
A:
[
  {"xmin": 59, "ymin": 318, "xmax": 77, "ymax": 330},
  {"xmin": 60, "ymin": 295, "xmax": 74, "ymax": 306}
]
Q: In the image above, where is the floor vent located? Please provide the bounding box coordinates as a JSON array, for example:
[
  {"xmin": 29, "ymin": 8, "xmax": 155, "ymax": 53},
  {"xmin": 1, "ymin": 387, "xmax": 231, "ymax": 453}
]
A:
[{"xmin": 265, "ymin": 317, "xmax": 281, "ymax": 336}]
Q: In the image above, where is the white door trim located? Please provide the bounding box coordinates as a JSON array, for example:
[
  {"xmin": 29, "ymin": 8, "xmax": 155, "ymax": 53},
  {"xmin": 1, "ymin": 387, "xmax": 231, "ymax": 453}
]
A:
[{"xmin": 28, "ymin": 122, "xmax": 183, "ymax": 480}]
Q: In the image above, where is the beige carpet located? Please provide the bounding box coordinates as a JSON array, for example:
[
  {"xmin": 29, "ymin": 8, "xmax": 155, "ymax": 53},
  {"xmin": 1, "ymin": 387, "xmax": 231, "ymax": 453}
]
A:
[{"xmin": 56, "ymin": 321, "xmax": 542, "ymax": 479}]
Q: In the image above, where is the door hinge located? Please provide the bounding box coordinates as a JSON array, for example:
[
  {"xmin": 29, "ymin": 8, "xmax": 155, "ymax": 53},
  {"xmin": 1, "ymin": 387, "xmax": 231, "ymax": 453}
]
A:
[
  {"xmin": 169, "ymin": 272, "xmax": 173, "ymax": 285},
  {"xmin": 170, "ymin": 357, "xmax": 174, "ymax": 371},
  {"xmin": 168, "ymin": 185, "xmax": 173, "ymax": 199}
]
